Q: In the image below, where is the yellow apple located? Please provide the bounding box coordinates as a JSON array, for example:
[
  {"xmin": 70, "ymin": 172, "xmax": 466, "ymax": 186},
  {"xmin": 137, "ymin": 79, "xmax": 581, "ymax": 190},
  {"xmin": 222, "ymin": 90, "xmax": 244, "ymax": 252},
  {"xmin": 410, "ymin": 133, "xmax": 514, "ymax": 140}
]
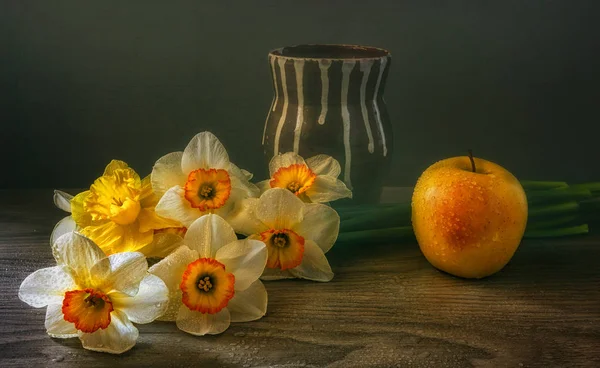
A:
[{"xmin": 411, "ymin": 154, "xmax": 528, "ymax": 278}]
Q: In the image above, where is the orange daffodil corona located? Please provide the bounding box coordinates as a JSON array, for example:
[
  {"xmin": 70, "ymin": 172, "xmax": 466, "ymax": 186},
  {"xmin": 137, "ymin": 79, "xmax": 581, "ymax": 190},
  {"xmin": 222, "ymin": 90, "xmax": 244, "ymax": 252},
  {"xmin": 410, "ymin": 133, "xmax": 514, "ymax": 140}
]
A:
[
  {"xmin": 151, "ymin": 132, "xmax": 259, "ymax": 231},
  {"xmin": 230, "ymin": 188, "xmax": 340, "ymax": 281},
  {"xmin": 258, "ymin": 152, "xmax": 352, "ymax": 203},
  {"xmin": 22, "ymin": 131, "xmax": 350, "ymax": 354},
  {"xmin": 53, "ymin": 160, "xmax": 184, "ymax": 257},
  {"xmin": 18, "ymin": 232, "xmax": 168, "ymax": 354},
  {"xmin": 148, "ymin": 214, "xmax": 268, "ymax": 335}
]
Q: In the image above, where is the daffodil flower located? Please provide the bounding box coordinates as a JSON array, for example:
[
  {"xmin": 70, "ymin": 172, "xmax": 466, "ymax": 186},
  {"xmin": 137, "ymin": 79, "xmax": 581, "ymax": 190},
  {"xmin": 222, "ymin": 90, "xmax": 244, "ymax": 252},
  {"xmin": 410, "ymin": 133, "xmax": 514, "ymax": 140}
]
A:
[
  {"xmin": 149, "ymin": 214, "xmax": 268, "ymax": 336},
  {"xmin": 230, "ymin": 188, "xmax": 340, "ymax": 282},
  {"xmin": 150, "ymin": 132, "xmax": 259, "ymax": 232},
  {"xmin": 53, "ymin": 160, "xmax": 184, "ymax": 257},
  {"xmin": 257, "ymin": 152, "xmax": 352, "ymax": 203},
  {"xmin": 18, "ymin": 232, "xmax": 168, "ymax": 354}
]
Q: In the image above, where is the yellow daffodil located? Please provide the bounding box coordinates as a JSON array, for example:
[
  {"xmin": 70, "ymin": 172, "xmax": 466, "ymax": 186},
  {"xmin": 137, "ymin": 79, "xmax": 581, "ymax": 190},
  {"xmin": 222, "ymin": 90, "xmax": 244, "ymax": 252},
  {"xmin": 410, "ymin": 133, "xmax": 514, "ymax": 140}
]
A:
[
  {"xmin": 18, "ymin": 232, "xmax": 168, "ymax": 354},
  {"xmin": 149, "ymin": 214, "xmax": 268, "ymax": 336},
  {"xmin": 257, "ymin": 152, "xmax": 352, "ymax": 203},
  {"xmin": 150, "ymin": 132, "xmax": 259, "ymax": 231},
  {"xmin": 53, "ymin": 160, "xmax": 184, "ymax": 257},
  {"xmin": 230, "ymin": 188, "xmax": 340, "ymax": 282}
]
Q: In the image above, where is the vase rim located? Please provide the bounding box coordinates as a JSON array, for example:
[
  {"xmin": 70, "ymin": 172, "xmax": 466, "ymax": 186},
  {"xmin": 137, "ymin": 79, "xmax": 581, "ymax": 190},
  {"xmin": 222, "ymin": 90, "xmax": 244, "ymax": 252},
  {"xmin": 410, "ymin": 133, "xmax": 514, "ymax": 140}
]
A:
[{"xmin": 269, "ymin": 44, "xmax": 391, "ymax": 61}]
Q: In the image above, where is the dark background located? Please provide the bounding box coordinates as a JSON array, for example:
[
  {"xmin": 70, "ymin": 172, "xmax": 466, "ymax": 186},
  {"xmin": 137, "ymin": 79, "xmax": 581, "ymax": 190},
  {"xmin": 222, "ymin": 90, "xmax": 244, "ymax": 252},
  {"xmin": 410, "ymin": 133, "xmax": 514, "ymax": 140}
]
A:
[{"xmin": 2, "ymin": 1, "xmax": 599, "ymax": 189}]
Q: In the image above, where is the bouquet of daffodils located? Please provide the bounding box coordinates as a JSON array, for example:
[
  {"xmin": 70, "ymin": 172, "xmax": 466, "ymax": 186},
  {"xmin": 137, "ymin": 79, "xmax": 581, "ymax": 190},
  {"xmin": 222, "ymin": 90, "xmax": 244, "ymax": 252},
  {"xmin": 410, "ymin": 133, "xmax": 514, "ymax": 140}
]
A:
[{"xmin": 19, "ymin": 132, "xmax": 352, "ymax": 354}]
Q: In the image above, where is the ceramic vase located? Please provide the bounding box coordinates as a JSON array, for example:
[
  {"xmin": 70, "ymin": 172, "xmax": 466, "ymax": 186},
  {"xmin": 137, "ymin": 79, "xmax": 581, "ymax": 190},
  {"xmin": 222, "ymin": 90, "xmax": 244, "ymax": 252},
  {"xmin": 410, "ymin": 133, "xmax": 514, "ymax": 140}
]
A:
[{"xmin": 262, "ymin": 44, "xmax": 393, "ymax": 203}]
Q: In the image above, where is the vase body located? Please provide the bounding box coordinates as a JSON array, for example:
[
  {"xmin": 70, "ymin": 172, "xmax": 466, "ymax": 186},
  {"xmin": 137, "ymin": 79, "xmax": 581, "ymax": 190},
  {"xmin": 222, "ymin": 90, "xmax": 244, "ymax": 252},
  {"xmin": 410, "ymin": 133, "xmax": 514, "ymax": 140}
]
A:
[{"xmin": 262, "ymin": 44, "xmax": 393, "ymax": 203}]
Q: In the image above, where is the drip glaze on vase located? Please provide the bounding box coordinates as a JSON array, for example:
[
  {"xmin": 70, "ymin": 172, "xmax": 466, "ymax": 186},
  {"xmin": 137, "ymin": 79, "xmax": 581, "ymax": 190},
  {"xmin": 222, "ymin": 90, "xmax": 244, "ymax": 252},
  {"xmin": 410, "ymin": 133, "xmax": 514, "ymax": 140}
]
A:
[{"xmin": 262, "ymin": 44, "xmax": 393, "ymax": 203}]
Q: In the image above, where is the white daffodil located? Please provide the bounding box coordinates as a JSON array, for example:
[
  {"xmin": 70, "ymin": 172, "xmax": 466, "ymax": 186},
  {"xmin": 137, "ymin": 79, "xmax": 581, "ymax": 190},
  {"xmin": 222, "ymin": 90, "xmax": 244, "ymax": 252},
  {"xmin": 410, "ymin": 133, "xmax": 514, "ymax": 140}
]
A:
[
  {"xmin": 151, "ymin": 132, "xmax": 259, "ymax": 233},
  {"xmin": 230, "ymin": 188, "xmax": 340, "ymax": 282},
  {"xmin": 18, "ymin": 232, "xmax": 168, "ymax": 354},
  {"xmin": 257, "ymin": 152, "xmax": 352, "ymax": 203},
  {"xmin": 149, "ymin": 214, "xmax": 268, "ymax": 336}
]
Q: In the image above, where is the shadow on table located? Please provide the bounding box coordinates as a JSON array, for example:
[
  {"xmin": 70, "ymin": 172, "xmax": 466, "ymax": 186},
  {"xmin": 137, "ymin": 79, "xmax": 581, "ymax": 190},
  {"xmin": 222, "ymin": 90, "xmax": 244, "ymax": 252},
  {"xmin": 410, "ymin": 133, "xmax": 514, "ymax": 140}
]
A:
[
  {"xmin": 328, "ymin": 233, "xmax": 600, "ymax": 293},
  {"xmin": 327, "ymin": 237, "xmax": 421, "ymax": 267}
]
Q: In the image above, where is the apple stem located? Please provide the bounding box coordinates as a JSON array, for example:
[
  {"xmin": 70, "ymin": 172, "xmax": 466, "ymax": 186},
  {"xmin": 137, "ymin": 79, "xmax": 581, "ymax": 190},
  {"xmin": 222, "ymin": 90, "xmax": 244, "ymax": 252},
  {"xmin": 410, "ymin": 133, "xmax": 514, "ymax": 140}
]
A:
[{"xmin": 468, "ymin": 149, "xmax": 476, "ymax": 172}]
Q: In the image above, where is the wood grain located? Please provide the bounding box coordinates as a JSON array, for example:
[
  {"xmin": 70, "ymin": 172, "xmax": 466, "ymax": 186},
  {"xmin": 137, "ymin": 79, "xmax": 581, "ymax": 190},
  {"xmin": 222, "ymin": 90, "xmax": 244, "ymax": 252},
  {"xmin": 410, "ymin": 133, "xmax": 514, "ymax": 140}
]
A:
[{"xmin": 1, "ymin": 190, "xmax": 599, "ymax": 367}]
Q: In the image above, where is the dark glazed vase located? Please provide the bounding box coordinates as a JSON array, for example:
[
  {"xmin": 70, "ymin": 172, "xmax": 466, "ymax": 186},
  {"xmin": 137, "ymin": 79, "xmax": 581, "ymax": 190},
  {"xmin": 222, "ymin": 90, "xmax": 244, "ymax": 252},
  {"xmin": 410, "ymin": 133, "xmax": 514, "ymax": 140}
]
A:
[{"xmin": 262, "ymin": 44, "xmax": 393, "ymax": 204}]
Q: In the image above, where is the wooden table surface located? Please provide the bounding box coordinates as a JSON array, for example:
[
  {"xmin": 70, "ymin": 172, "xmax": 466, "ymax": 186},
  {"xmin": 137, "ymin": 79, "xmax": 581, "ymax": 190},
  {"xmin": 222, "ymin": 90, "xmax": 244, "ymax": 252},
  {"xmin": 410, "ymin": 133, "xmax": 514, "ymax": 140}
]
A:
[{"xmin": 1, "ymin": 190, "xmax": 599, "ymax": 367}]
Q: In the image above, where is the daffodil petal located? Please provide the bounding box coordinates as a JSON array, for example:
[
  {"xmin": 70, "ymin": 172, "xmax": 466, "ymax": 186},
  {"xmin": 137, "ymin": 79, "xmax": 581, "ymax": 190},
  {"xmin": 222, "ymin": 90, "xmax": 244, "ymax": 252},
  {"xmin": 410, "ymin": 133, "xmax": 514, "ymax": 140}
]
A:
[
  {"xmin": 103, "ymin": 160, "xmax": 131, "ymax": 175},
  {"xmin": 176, "ymin": 305, "xmax": 230, "ymax": 336},
  {"xmin": 225, "ymin": 198, "xmax": 268, "ymax": 236},
  {"xmin": 155, "ymin": 186, "xmax": 201, "ymax": 227},
  {"xmin": 121, "ymin": 225, "xmax": 152, "ymax": 253},
  {"xmin": 289, "ymin": 240, "xmax": 334, "ymax": 282},
  {"xmin": 181, "ymin": 132, "xmax": 230, "ymax": 173},
  {"xmin": 294, "ymin": 203, "xmax": 340, "ymax": 253},
  {"xmin": 228, "ymin": 162, "xmax": 253, "ymax": 181},
  {"xmin": 151, "ymin": 151, "xmax": 186, "ymax": 198},
  {"xmin": 137, "ymin": 232, "xmax": 184, "ymax": 259},
  {"xmin": 211, "ymin": 185, "xmax": 251, "ymax": 231},
  {"xmin": 52, "ymin": 232, "xmax": 105, "ymax": 285},
  {"xmin": 53, "ymin": 190, "xmax": 74, "ymax": 212},
  {"xmin": 268, "ymin": 152, "xmax": 306, "ymax": 177},
  {"xmin": 199, "ymin": 173, "xmax": 259, "ymax": 224},
  {"xmin": 241, "ymin": 169, "xmax": 253, "ymax": 180},
  {"xmin": 78, "ymin": 310, "xmax": 138, "ymax": 354},
  {"xmin": 45, "ymin": 303, "xmax": 78, "ymax": 338},
  {"xmin": 80, "ymin": 221, "xmax": 122, "ymax": 254},
  {"xmin": 158, "ymin": 290, "xmax": 183, "ymax": 322},
  {"xmin": 184, "ymin": 214, "xmax": 237, "ymax": 258},
  {"xmin": 305, "ymin": 154, "xmax": 342, "ymax": 178},
  {"xmin": 228, "ymin": 280, "xmax": 267, "ymax": 322},
  {"xmin": 148, "ymin": 248, "xmax": 191, "ymax": 324},
  {"xmin": 90, "ymin": 252, "xmax": 147, "ymax": 296},
  {"xmin": 149, "ymin": 246, "xmax": 198, "ymax": 291},
  {"xmin": 82, "ymin": 221, "xmax": 153, "ymax": 254},
  {"xmin": 110, "ymin": 274, "xmax": 169, "ymax": 324},
  {"xmin": 50, "ymin": 216, "xmax": 77, "ymax": 247},
  {"xmin": 70, "ymin": 191, "xmax": 92, "ymax": 227},
  {"xmin": 306, "ymin": 175, "xmax": 353, "ymax": 203},
  {"xmin": 260, "ymin": 267, "xmax": 295, "ymax": 281},
  {"xmin": 215, "ymin": 239, "xmax": 267, "ymax": 291},
  {"xmin": 256, "ymin": 188, "xmax": 304, "ymax": 229},
  {"xmin": 19, "ymin": 266, "xmax": 76, "ymax": 308},
  {"xmin": 138, "ymin": 175, "xmax": 153, "ymax": 202},
  {"xmin": 230, "ymin": 174, "xmax": 260, "ymax": 198},
  {"xmin": 256, "ymin": 179, "xmax": 271, "ymax": 195},
  {"xmin": 137, "ymin": 207, "xmax": 181, "ymax": 233}
]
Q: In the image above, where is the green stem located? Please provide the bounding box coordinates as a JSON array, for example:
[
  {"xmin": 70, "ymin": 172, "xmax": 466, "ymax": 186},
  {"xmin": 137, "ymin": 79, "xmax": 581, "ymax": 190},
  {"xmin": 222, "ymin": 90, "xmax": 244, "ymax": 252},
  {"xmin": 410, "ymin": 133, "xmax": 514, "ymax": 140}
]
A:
[
  {"xmin": 336, "ymin": 204, "xmax": 400, "ymax": 220},
  {"xmin": 332, "ymin": 203, "xmax": 396, "ymax": 212},
  {"xmin": 338, "ymin": 207, "xmax": 391, "ymax": 220},
  {"xmin": 520, "ymin": 180, "xmax": 569, "ymax": 191},
  {"xmin": 526, "ymin": 188, "xmax": 592, "ymax": 205},
  {"xmin": 580, "ymin": 198, "xmax": 600, "ymax": 212},
  {"xmin": 528, "ymin": 201, "xmax": 579, "ymax": 217},
  {"xmin": 569, "ymin": 182, "xmax": 600, "ymax": 194},
  {"xmin": 335, "ymin": 226, "xmax": 415, "ymax": 246},
  {"xmin": 526, "ymin": 215, "xmax": 580, "ymax": 230},
  {"xmin": 339, "ymin": 204, "xmax": 412, "ymax": 232},
  {"xmin": 524, "ymin": 224, "xmax": 589, "ymax": 238}
]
